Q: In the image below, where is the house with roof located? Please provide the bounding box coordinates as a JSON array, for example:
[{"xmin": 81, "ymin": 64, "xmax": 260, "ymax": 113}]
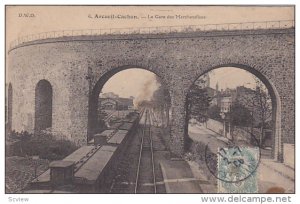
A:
[{"xmin": 99, "ymin": 96, "xmax": 134, "ymax": 110}]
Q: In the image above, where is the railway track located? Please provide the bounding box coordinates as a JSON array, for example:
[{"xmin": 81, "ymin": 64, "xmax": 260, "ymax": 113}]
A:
[
  {"xmin": 108, "ymin": 108, "xmax": 166, "ymax": 193},
  {"xmin": 138, "ymin": 108, "xmax": 146, "ymax": 121},
  {"xmin": 148, "ymin": 109, "xmax": 159, "ymax": 127},
  {"xmin": 134, "ymin": 109, "xmax": 157, "ymax": 193}
]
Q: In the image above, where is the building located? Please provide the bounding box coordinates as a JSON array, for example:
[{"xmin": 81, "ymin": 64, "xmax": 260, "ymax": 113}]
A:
[
  {"xmin": 99, "ymin": 97, "xmax": 134, "ymax": 110},
  {"xmin": 220, "ymin": 96, "xmax": 232, "ymax": 113},
  {"xmin": 114, "ymin": 98, "xmax": 134, "ymax": 110},
  {"xmin": 194, "ymin": 73, "xmax": 272, "ymax": 128},
  {"xmin": 100, "ymin": 98, "xmax": 117, "ymax": 110},
  {"xmin": 101, "ymin": 92, "xmax": 119, "ymax": 98}
]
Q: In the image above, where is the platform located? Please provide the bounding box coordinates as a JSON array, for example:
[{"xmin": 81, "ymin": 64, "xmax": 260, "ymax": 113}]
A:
[{"xmin": 160, "ymin": 160, "xmax": 203, "ymax": 193}]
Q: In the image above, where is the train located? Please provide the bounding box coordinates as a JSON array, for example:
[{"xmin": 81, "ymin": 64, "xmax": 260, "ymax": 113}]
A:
[{"xmin": 24, "ymin": 112, "xmax": 140, "ymax": 193}]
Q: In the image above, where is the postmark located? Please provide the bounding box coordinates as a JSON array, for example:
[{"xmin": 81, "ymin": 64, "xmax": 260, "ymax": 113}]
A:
[
  {"xmin": 217, "ymin": 147, "xmax": 259, "ymax": 193},
  {"xmin": 204, "ymin": 133, "xmax": 261, "ymax": 184}
]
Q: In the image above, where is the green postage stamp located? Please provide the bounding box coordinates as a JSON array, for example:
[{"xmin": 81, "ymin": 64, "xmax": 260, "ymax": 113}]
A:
[{"xmin": 217, "ymin": 147, "xmax": 260, "ymax": 193}]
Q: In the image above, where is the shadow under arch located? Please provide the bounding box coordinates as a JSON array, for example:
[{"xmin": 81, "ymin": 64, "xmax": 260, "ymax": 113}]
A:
[
  {"xmin": 87, "ymin": 65, "xmax": 171, "ymax": 141},
  {"xmin": 184, "ymin": 63, "xmax": 281, "ymax": 160},
  {"xmin": 34, "ymin": 79, "xmax": 53, "ymax": 133}
]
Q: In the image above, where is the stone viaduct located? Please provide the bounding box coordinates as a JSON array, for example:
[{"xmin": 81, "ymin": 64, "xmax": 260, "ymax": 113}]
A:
[{"xmin": 6, "ymin": 25, "xmax": 295, "ymax": 161}]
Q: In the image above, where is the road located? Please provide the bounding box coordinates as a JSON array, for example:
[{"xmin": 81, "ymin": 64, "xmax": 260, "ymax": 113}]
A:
[
  {"xmin": 188, "ymin": 123, "xmax": 228, "ymax": 153},
  {"xmin": 187, "ymin": 122, "xmax": 295, "ymax": 193}
]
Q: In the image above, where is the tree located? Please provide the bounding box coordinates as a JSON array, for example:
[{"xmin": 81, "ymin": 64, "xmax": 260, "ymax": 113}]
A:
[
  {"xmin": 96, "ymin": 108, "xmax": 108, "ymax": 133},
  {"xmin": 236, "ymin": 77, "xmax": 272, "ymax": 146},
  {"xmin": 207, "ymin": 105, "xmax": 222, "ymax": 121},
  {"xmin": 253, "ymin": 78, "xmax": 272, "ymax": 145},
  {"xmin": 186, "ymin": 84, "xmax": 212, "ymax": 123},
  {"xmin": 151, "ymin": 76, "xmax": 171, "ymax": 127},
  {"xmin": 230, "ymin": 102, "xmax": 252, "ymax": 127}
]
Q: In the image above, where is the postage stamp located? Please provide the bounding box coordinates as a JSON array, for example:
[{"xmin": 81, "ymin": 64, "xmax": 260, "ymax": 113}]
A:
[{"xmin": 217, "ymin": 147, "xmax": 259, "ymax": 193}]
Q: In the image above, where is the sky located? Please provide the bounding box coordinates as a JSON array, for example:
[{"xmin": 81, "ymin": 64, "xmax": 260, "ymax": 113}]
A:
[
  {"xmin": 208, "ymin": 67, "xmax": 258, "ymax": 90},
  {"xmin": 100, "ymin": 69, "xmax": 160, "ymax": 105},
  {"xmin": 101, "ymin": 67, "xmax": 259, "ymax": 104}
]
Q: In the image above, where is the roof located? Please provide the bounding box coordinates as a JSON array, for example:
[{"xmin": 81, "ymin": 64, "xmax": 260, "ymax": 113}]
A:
[
  {"xmin": 116, "ymin": 98, "xmax": 133, "ymax": 106},
  {"xmin": 100, "ymin": 97, "xmax": 133, "ymax": 107}
]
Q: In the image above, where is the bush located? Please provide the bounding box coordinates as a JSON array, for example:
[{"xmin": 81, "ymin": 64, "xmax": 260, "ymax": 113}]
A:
[
  {"xmin": 185, "ymin": 140, "xmax": 217, "ymax": 175},
  {"xmin": 207, "ymin": 105, "xmax": 222, "ymax": 122},
  {"xmin": 10, "ymin": 130, "xmax": 31, "ymax": 141},
  {"xmin": 9, "ymin": 131, "xmax": 78, "ymax": 161}
]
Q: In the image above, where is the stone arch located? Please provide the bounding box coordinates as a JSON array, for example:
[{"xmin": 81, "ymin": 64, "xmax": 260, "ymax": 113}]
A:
[
  {"xmin": 87, "ymin": 65, "xmax": 171, "ymax": 141},
  {"xmin": 34, "ymin": 79, "xmax": 53, "ymax": 133},
  {"xmin": 185, "ymin": 63, "xmax": 281, "ymax": 160}
]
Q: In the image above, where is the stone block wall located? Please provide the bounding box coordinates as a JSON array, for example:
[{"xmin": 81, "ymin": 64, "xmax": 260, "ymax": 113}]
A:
[{"xmin": 7, "ymin": 28, "xmax": 295, "ymax": 158}]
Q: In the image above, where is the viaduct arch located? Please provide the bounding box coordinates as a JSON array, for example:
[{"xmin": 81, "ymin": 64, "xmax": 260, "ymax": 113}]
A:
[
  {"xmin": 185, "ymin": 64, "xmax": 281, "ymax": 159},
  {"xmin": 7, "ymin": 27, "xmax": 294, "ymax": 161},
  {"xmin": 88, "ymin": 66, "xmax": 170, "ymax": 141}
]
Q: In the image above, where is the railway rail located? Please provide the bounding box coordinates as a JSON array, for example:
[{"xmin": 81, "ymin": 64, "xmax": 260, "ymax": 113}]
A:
[{"xmin": 134, "ymin": 109, "xmax": 157, "ymax": 193}]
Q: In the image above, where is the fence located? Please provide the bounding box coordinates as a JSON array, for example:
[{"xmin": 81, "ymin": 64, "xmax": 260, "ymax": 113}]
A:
[
  {"xmin": 206, "ymin": 118, "xmax": 272, "ymax": 147},
  {"xmin": 9, "ymin": 20, "xmax": 294, "ymax": 50}
]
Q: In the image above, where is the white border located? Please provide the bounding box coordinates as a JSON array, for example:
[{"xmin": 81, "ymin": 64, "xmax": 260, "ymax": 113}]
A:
[{"xmin": 1, "ymin": 1, "xmax": 298, "ymax": 204}]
